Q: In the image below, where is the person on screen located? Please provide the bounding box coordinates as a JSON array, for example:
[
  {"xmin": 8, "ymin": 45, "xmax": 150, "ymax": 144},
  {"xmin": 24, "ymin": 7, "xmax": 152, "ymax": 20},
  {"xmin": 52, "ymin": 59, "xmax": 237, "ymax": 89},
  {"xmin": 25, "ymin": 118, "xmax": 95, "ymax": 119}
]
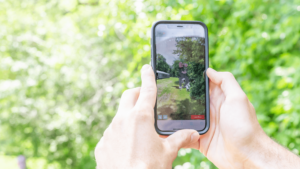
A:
[
  {"xmin": 179, "ymin": 62, "xmax": 189, "ymax": 90},
  {"xmin": 94, "ymin": 65, "xmax": 300, "ymax": 168}
]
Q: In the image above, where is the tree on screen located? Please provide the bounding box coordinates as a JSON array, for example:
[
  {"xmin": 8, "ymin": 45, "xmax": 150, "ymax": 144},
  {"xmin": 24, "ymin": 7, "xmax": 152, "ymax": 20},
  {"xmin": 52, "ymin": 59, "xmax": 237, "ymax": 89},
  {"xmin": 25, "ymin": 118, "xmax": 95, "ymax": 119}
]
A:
[
  {"xmin": 173, "ymin": 37, "xmax": 206, "ymax": 102},
  {"xmin": 157, "ymin": 54, "xmax": 170, "ymax": 73}
]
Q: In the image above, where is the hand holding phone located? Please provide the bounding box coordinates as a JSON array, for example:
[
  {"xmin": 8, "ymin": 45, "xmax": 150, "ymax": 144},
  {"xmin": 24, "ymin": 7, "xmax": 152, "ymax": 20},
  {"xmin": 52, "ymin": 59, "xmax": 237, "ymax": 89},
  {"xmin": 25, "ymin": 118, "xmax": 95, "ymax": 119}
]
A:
[
  {"xmin": 199, "ymin": 68, "xmax": 274, "ymax": 168},
  {"xmin": 95, "ymin": 65, "xmax": 200, "ymax": 168},
  {"xmin": 151, "ymin": 21, "xmax": 210, "ymax": 135}
]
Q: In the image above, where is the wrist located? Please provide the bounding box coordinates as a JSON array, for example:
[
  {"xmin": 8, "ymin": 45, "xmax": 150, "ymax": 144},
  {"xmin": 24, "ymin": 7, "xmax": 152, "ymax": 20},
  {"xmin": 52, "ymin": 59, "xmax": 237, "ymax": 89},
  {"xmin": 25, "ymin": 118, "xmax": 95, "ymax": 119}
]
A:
[
  {"xmin": 243, "ymin": 128, "xmax": 300, "ymax": 169},
  {"xmin": 242, "ymin": 130, "xmax": 276, "ymax": 169}
]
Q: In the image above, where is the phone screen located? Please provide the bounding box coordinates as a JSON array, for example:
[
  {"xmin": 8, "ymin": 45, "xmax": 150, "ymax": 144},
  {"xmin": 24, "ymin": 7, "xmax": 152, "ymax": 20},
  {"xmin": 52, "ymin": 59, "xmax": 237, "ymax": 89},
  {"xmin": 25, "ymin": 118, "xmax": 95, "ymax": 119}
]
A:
[{"xmin": 154, "ymin": 23, "xmax": 206, "ymax": 131}]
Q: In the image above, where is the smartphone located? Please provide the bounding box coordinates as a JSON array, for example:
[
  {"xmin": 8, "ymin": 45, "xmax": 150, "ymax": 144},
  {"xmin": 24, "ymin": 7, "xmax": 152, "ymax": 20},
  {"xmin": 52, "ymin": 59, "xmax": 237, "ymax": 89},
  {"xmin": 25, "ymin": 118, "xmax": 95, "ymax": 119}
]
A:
[{"xmin": 151, "ymin": 20, "xmax": 209, "ymax": 135}]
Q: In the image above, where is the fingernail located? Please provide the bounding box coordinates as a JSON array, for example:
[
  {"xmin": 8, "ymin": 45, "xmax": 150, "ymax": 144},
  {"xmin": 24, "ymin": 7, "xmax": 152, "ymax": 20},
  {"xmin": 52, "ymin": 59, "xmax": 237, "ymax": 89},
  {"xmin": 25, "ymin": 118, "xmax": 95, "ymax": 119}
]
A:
[
  {"xmin": 141, "ymin": 64, "xmax": 150, "ymax": 71},
  {"xmin": 191, "ymin": 132, "xmax": 199, "ymax": 142}
]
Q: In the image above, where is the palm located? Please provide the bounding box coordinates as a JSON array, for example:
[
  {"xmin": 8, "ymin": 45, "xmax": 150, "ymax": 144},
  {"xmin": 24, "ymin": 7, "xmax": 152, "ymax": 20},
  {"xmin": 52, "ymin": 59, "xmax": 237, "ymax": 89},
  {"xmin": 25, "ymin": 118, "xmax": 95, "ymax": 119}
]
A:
[{"xmin": 199, "ymin": 76, "xmax": 261, "ymax": 168}]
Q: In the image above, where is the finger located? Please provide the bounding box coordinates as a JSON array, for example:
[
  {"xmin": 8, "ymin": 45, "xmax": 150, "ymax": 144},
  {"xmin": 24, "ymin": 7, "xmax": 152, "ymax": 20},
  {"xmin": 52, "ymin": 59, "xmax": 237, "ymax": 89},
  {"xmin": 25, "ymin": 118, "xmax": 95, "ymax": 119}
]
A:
[
  {"xmin": 117, "ymin": 87, "xmax": 141, "ymax": 115},
  {"xmin": 166, "ymin": 130, "xmax": 199, "ymax": 151},
  {"xmin": 182, "ymin": 139, "xmax": 200, "ymax": 149},
  {"xmin": 94, "ymin": 138, "xmax": 103, "ymax": 157},
  {"xmin": 135, "ymin": 64, "xmax": 157, "ymax": 109},
  {"xmin": 160, "ymin": 134, "xmax": 200, "ymax": 149},
  {"xmin": 206, "ymin": 68, "xmax": 245, "ymax": 98}
]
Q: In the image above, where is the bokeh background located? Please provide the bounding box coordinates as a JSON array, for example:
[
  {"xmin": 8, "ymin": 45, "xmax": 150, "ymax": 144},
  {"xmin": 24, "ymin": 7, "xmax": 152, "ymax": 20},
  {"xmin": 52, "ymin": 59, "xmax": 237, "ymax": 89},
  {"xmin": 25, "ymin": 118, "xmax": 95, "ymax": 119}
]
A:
[{"xmin": 1, "ymin": 0, "xmax": 300, "ymax": 168}]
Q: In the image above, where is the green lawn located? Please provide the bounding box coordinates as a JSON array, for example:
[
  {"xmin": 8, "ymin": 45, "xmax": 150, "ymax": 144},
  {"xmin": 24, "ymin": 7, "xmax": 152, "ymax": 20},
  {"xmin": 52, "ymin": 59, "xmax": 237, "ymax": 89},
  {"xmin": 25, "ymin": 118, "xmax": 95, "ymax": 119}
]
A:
[
  {"xmin": 158, "ymin": 77, "xmax": 189, "ymax": 98},
  {"xmin": 157, "ymin": 77, "xmax": 205, "ymax": 119}
]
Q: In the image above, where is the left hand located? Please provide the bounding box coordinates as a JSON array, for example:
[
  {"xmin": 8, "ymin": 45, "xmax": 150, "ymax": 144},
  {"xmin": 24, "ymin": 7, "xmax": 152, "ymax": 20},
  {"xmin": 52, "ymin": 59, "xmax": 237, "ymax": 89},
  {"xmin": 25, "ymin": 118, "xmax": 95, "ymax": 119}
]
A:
[{"xmin": 94, "ymin": 64, "xmax": 200, "ymax": 169}]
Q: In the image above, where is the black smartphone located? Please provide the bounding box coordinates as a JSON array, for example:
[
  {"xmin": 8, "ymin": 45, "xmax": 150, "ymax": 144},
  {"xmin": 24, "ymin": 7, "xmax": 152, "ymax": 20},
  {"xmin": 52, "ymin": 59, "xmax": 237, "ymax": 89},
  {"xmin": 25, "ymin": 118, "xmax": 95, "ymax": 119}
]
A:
[{"xmin": 151, "ymin": 20, "xmax": 209, "ymax": 135}]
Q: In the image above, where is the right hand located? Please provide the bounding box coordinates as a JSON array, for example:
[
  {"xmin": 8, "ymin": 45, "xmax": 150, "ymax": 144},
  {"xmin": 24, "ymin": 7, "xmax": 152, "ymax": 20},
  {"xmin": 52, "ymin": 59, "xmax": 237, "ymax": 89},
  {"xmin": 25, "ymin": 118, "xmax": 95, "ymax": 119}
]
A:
[{"xmin": 199, "ymin": 68, "xmax": 267, "ymax": 168}]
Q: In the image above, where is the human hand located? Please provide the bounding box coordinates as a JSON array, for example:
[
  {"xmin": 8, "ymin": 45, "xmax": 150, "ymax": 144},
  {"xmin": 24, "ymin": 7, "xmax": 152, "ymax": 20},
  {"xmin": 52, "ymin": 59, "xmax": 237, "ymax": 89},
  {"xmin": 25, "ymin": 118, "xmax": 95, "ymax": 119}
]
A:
[
  {"xmin": 199, "ymin": 68, "xmax": 267, "ymax": 168},
  {"xmin": 94, "ymin": 65, "xmax": 200, "ymax": 169}
]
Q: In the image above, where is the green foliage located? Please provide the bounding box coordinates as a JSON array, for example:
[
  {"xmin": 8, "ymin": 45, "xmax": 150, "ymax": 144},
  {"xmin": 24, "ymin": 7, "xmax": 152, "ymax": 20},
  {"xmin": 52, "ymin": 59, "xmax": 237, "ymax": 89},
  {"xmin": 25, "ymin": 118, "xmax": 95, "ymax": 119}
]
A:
[
  {"xmin": 170, "ymin": 59, "xmax": 182, "ymax": 77},
  {"xmin": 188, "ymin": 62, "xmax": 206, "ymax": 102},
  {"xmin": 1, "ymin": 0, "xmax": 300, "ymax": 168},
  {"xmin": 170, "ymin": 98, "xmax": 205, "ymax": 120},
  {"xmin": 174, "ymin": 37, "xmax": 206, "ymax": 101},
  {"xmin": 157, "ymin": 54, "xmax": 170, "ymax": 73},
  {"xmin": 173, "ymin": 37, "xmax": 205, "ymax": 63}
]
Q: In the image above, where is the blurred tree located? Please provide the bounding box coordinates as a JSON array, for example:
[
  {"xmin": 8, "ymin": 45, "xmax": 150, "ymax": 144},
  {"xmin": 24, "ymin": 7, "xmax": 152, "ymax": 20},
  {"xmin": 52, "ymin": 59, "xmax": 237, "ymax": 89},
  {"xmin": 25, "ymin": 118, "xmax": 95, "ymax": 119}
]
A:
[
  {"xmin": 187, "ymin": 62, "xmax": 206, "ymax": 102},
  {"xmin": 0, "ymin": 0, "xmax": 300, "ymax": 169},
  {"xmin": 157, "ymin": 54, "xmax": 170, "ymax": 73},
  {"xmin": 171, "ymin": 60, "xmax": 181, "ymax": 77},
  {"xmin": 173, "ymin": 37, "xmax": 205, "ymax": 63},
  {"xmin": 174, "ymin": 37, "xmax": 206, "ymax": 101}
]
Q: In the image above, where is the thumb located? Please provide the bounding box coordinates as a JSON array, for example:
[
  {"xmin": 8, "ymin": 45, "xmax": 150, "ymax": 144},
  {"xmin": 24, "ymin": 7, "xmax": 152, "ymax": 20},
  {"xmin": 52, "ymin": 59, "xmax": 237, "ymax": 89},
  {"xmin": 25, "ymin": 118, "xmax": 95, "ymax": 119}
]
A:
[
  {"xmin": 166, "ymin": 130, "xmax": 199, "ymax": 151},
  {"xmin": 206, "ymin": 68, "xmax": 244, "ymax": 98}
]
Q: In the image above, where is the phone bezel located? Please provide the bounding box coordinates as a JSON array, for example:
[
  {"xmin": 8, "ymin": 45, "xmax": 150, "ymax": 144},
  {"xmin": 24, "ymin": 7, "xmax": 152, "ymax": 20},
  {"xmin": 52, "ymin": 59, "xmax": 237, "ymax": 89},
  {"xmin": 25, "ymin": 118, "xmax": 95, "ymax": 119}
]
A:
[{"xmin": 151, "ymin": 20, "xmax": 210, "ymax": 135}]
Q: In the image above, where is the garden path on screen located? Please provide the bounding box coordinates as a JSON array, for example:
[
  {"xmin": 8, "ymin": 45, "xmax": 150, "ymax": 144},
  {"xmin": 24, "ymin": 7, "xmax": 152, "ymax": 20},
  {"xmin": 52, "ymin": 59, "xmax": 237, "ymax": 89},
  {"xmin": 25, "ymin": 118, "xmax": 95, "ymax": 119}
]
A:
[{"xmin": 157, "ymin": 77, "xmax": 205, "ymax": 120}]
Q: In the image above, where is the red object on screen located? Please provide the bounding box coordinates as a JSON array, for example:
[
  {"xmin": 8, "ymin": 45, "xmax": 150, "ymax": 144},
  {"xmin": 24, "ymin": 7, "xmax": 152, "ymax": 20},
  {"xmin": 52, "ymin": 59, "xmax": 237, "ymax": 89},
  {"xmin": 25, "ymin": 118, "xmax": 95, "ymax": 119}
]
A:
[
  {"xmin": 179, "ymin": 62, "xmax": 183, "ymax": 68},
  {"xmin": 191, "ymin": 115, "xmax": 205, "ymax": 119}
]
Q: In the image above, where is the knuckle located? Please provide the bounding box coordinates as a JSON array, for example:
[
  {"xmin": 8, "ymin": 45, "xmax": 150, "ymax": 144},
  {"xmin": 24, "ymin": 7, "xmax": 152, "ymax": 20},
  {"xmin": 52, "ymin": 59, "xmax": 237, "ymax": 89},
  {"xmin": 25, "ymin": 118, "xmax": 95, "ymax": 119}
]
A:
[
  {"xmin": 141, "ymin": 85, "xmax": 157, "ymax": 94},
  {"xmin": 249, "ymin": 102, "xmax": 255, "ymax": 110},
  {"xmin": 223, "ymin": 72, "xmax": 234, "ymax": 79},
  {"xmin": 121, "ymin": 88, "xmax": 140, "ymax": 100},
  {"xmin": 140, "ymin": 112, "xmax": 153, "ymax": 121},
  {"xmin": 121, "ymin": 89, "xmax": 131, "ymax": 98},
  {"xmin": 95, "ymin": 135, "xmax": 107, "ymax": 156},
  {"xmin": 227, "ymin": 93, "xmax": 248, "ymax": 103},
  {"xmin": 164, "ymin": 141, "xmax": 177, "ymax": 156},
  {"xmin": 132, "ymin": 106, "xmax": 153, "ymax": 122},
  {"xmin": 110, "ymin": 116, "xmax": 123, "ymax": 130},
  {"xmin": 138, "ymin": 112, "xmax": 152, "ymax": 122},
  {"xmin": 250, "ymin": 102, "xmax": 254, "ymax": 108},
  {"xmin": 135, "ymin": 105, "xmax": 153, "ymax": 114},
  {"xmin": 237, "ymin": 93, "xmax": 248, "ymax": 101},
  {"xmin": 102, "ymin": 125, "xmax": 113, "ymax": 139},
  {"xmin": 103, "ymin": 128, "xmax": 109, "ymax": 137},
  {"xmin": 179, "ymin": 131, "xmax": 190, "ymax": 142},
  {"xmin": 95, "ymin": 138, "xmax": 104, "ymax": 152}
]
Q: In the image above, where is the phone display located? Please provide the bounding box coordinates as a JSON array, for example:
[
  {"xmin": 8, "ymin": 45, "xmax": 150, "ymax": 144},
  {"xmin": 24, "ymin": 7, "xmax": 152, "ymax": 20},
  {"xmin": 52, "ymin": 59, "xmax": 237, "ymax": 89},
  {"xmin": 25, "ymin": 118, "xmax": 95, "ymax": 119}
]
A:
[{"xmin": 151, "ymin": 21, "xmax": 209, "ymax": 134}]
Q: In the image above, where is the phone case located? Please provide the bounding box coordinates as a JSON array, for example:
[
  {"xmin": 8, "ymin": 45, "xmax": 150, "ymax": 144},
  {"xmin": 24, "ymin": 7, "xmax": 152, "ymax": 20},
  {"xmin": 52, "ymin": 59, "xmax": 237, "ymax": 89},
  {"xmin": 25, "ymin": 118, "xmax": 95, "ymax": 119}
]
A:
[{"xmin": 151, "ymin": 20, "xmax": 210, "ymax": 135}]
